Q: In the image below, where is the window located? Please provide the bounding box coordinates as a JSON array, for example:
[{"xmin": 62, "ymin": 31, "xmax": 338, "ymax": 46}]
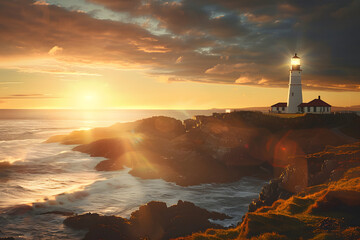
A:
[
  {"xmin": 282, "ymin": 107, "xmax": 285, "ymax": 111},
  {"xmin": 277, "ymin": 107, "xmax": 279, "ymax": 111},
  {"xmin": 314, "ymin": 106, "xmax": 316, "ymax": 112},
  {"xmin": 291, "ymin": 92, "xmax": 294, "ymax": 96},
  {"xmin": 307, "ymin": 106, "xmax": 310, "ymax": 112}
]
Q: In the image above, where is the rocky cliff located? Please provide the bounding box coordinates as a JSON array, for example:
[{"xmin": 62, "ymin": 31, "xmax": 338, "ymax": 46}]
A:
[
  {"xmin": 46, "ymin": 112, "xmax": 360, "ymax": 186},
  {"xmin": 175, "ymin": 142, "xmax": 360, "ymax": 240},
  {"xmin": 53, "ymin": 112, "xmax": 360, "ymax": 240}
]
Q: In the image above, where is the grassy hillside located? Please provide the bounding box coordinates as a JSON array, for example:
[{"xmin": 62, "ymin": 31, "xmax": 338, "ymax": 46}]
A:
[{"xmin": 175, "ymin": 142, "xmax": 360, "ymax": 240}]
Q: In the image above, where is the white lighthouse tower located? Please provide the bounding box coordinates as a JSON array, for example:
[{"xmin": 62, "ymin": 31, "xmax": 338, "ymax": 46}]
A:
[{"xmin": 287, "ymin": 53, "xmax": 303, "ymax": 113}]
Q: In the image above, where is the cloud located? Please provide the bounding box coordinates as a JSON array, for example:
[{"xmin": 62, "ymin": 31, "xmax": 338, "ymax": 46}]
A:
[
  {"xmin": 16, "ymin": 67, "xmax": 102, "ymax": 76},
  {"xmin": 88, "ymin": 0, "xmax": 142, "ymax": 12},
  {"xmin": 0, "ymin": 0, "xmax": 359, "ymax": 91},
  {"xmin": 175, "ymin": 56, "xmax": 183, "ymax": 64},
  {"xmin": 88, "ymin": 0, "xmax": 249, "ymax": 38},
  {"xmin": 48, "ymin": 46, "xmax": 63, "ymax": 56},
  {"xmin": 258, "ymin": 78, "xmax": 268, "ymax": 85},
  {"xmin": 205, "ymin": 63, "xmax": 254, "ymax": 75},
  {"xmin": 0, "ymin": 81, "xmax": 23, "ymax": 85},
  {"xmin": 235, "ymin": 77, "xmax": 251, "ymax": 84},
  {"xmin": 244, "ymin": 13, "xmax": 274, "ymax": 23},
  {"xmin": 0, "ymin": 94, "xmax": 60, "ymax": 99},
  {"xmin": 0, "ymin": 58, "xmax": 102, "ymax": 76},
  {"xmin": 33, "ymin": 0, "xmax": 49, "ymax": 6}
]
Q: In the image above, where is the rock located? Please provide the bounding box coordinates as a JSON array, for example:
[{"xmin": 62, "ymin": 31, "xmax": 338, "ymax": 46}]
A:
[
  {"xmin": 73, "ymin": 138, "xmax": 127, "ymax": 159},
  {"xmin": 64, "ymin": 200, "xmax": 230, "ymax": 240},
  {"xmin": 135, "ymin": 116, "xmax": 185, "ymax": 139},
  {"xmin": 248, "ymin": 178, "xmax": 292, "ymax": 212}
]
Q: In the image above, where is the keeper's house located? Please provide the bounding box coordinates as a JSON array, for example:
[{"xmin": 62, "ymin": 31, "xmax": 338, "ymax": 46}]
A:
[
  {"xmin": 271, "ymin": 96, "xmax": 331, "ymax": 114},
  {"xmin": 298, "ymin": 96, "xmax": 331, "ymax": 114},
  {"xmin": 270, "ymin": 102, "xmax": 287, "ymax": 113}
]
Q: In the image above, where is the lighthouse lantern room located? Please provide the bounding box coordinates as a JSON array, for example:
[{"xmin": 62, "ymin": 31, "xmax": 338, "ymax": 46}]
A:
[{"xmin": 287, "ymin": 53, "xmax": 303, "ymax": 113}]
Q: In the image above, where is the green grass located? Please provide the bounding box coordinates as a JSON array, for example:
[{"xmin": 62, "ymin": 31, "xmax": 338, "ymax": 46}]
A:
[
  {"xmin": 285, "ymin": 197, "xmax": 315, "ymax": 214},
  {"xmin": 241, "ymin": 213, "xmax": 313, "ymax": 239},
  {"xmin": 265, "ymin": 113, "xmax": 306, "ymax": 118}
]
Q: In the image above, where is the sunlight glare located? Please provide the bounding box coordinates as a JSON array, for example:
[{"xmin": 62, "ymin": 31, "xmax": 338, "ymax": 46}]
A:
[{"xmin": 75, "ymin": 91, "xmax": 102, "ymax": 109}]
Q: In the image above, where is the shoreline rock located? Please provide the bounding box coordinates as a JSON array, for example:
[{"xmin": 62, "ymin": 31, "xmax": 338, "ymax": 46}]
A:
[{"xmin": 64, "ymin": 200, "xmax": 231, "ymax": 240}]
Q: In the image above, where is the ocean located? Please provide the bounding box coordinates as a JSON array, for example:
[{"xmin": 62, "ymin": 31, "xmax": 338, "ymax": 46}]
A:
[{"xmin": 0, "ymin": 109, "xmax": 266, "ymax": 239}]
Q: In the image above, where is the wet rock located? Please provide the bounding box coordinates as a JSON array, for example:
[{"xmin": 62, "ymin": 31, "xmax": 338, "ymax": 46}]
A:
[
  {"xmin": 248, "ymin": 178, "xmax": 292, "ymax": 212},
  {"xmin": 64, "ymin": 200, "xmax": 230, "ymax": 240},
  {"xmin": 73, "ymin": 138, "xmax": 127, "ymax": 159}
]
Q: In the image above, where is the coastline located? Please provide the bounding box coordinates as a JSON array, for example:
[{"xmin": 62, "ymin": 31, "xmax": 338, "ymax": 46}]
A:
[{"xmin": 1, "ymin": 111, "xmax": 359, "ymax": 239}]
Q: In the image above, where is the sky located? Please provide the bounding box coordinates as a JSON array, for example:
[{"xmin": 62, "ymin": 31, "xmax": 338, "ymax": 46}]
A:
[{"xmin": 0, "ymin": 0, "xmax": 359, "ymax": 109}]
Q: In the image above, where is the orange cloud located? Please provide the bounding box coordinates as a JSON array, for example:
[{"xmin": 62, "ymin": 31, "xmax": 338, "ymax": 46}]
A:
[
  {"xmin": 205, "ymin": 63, "xmax": 254, "ymax": 75},
  {"xmin": 0, "ymin": 94, "xmax": 59, "ymax": 99},
  {"xmin": 48, "ymin": 46, "xmax": 63, "ymax": 56},
  {"xmin": 33, "ymin": 0, "xmax": 49, "ymax": 6}
]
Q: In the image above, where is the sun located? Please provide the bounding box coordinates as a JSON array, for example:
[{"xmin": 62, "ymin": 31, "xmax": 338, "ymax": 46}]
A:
[
  {"xmin": 84, "ymin": 94, "xmax": 95, "ymax": 102},
  {"xmin": 76, "ymin": 92, "xmax": 101, "ymax": 109}
]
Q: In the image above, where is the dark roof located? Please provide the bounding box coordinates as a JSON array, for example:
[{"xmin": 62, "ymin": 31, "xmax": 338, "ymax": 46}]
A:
[
  {"xmin": 298, "ymin": 98, "xmax": 331, "ymax": 107},
  {"xmin": 292, "ymin": 53, "xmax": 300, "ymax": 58},
  {"xmin": 271, "ymin": 102, "xmax": 287, "ymax": 107}
]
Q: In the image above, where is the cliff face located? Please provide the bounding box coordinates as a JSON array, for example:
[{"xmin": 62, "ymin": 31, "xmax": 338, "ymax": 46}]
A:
[
  {"xmin": 175, "ymin": 142, "xmax": 360, "ymax": 240},
  {"xmin": 46, "ymin": 112, "xmax": 360, "ymax": 186}
]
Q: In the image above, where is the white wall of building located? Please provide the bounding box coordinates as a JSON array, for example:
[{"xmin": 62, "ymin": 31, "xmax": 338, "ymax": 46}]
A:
[
  {"xmin": 299, "ymin": 106, "xmax": 331, "ymax": 114},
  {"xmin": 287, "ymin": 71, "xmax": 303, "ymax": 113},
  {"xmin": 271, "ymin": 106, "xmax": 287, "ymax": 113}
]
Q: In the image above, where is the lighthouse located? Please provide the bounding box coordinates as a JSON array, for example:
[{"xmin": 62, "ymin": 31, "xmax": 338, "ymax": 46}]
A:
[
  {"xmin": 286, "ymin": 53, "xmax": 303, "ymax": 113},
  {"xmin": 270, "ymin": 54, "xmax": 332, "ymax": 114}
]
